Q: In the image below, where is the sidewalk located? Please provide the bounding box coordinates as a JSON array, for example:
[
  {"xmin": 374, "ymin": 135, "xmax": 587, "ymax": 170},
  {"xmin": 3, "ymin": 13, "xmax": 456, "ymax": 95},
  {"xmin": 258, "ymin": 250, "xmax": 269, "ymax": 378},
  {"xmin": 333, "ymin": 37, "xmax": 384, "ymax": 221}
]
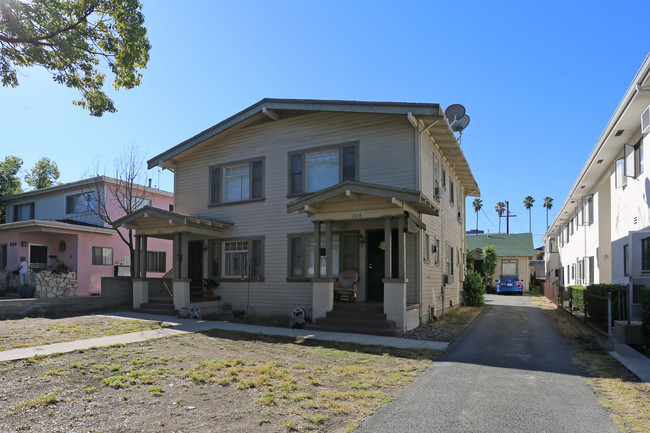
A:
[{"xmin": 0, "ymin": 311, "xmax": 449, "ymax": 362}]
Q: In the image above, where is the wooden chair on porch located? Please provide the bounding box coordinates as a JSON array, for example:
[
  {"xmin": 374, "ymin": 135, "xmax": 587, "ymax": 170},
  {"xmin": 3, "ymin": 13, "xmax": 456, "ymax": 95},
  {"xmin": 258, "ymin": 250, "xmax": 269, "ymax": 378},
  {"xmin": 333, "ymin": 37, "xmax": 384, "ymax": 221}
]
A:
[{"xmin": 334, "ymin": 270, "xmax": 358, "ymax": 302}]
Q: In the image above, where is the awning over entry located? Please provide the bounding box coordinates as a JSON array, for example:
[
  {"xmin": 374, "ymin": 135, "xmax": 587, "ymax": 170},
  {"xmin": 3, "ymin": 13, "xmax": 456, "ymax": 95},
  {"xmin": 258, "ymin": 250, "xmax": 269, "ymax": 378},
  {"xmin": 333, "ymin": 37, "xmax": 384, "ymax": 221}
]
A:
[
  {"xmin": 286, "ymin": 181, "xmax": 439, "ymax": 221},
  {"xmin": 112, "ymin": 206, "xmax": 232, "ymax": 239}
]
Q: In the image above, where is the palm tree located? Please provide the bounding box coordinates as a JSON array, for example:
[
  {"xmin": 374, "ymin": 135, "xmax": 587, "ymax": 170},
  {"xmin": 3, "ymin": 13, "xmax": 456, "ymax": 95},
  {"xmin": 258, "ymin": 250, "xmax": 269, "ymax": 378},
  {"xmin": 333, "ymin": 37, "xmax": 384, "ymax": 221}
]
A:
[
  {"xmin": 523, "ymin": 196, "xmax": 535, "ymax": 233},
  {"xmin": 472, "ymin": 198, "xmax": 483, "ymax": 232},
  {"xmin": 495, "ymin": 202, "xmax": 506, "ymax": 233},
  {"xmin": 543, "ymin": 196, "xmax": 554, "ymax": 229}
]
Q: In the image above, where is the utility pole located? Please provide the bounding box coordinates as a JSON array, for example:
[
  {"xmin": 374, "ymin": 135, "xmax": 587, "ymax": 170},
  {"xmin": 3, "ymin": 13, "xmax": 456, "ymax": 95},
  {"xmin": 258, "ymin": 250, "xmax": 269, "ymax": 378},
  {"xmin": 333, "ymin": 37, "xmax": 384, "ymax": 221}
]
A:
[{"xmin": 505, "ymin": 200, "xmax": 517, "ymax": 234}]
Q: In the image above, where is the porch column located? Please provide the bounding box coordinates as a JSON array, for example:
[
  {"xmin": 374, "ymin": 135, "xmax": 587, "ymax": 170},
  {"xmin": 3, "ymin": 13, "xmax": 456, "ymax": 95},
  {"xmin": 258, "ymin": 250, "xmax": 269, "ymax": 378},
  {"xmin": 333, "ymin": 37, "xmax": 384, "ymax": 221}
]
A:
[
  {"xmin": 313, "ymin": 221, "xmax": 321, "ymax": 279},
  {"xmin": 173, "ymin": 232, "xmax": 181, "ymax": 279},
  {"xmin": 397, "ymin": 214, "xmax": 405, "ymax": 280},
  {"xmin": 141, "ymin": 236, "xmax": 148, "ymax": 279},
  {"xmin": 179, "ymin": 232, "xmax": 189, "ymax": 279},
  {"xmin": 384, "ymin": 280, "xmax": 407, "ymax": 331},
  {"xmin": 325, "ymin": 220, "xmax": 333, "ymax": 278},
  {"xmin": 384, "ymin": 216, "xmax": 392, "ymax": 279},
  {"xmin": 134, "ymin": 235, "xmax": 141, "ymax": 278}
]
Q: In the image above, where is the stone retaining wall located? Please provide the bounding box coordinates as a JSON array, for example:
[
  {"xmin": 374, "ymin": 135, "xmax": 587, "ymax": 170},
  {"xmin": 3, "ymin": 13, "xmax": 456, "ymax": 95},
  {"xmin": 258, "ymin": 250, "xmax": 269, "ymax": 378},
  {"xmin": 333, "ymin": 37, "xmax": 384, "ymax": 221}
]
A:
[{"xmin": 32, "ymin": 271, "xmax": 78, "ymax": 298}]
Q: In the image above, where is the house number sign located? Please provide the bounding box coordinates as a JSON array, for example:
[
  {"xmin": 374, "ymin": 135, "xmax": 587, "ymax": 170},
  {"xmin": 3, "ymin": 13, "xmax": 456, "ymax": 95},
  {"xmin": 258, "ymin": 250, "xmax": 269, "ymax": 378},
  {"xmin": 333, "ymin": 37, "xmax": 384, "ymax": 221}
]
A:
[{"xmin": 351, "ymin": 213, "xmax": 362, "ymax": 219}]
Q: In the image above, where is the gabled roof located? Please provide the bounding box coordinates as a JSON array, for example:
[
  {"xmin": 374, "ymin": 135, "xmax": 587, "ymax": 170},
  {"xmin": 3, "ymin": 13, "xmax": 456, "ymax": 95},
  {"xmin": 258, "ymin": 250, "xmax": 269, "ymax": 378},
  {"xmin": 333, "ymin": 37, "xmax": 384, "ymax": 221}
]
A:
[
  {"xmin": 112, "ymin": 206, "xmax": 232, "ymax": 239},
  {"xmin": 147, "ymin": 98, "xmax": 479, "ymax": 196},
  {"xmin": 286, "ymin": 180, "xmax": 439, "ymax": 216},
  {"xmin": 466, "ymin": 233, "xmax": 535, "ymax": 257}
]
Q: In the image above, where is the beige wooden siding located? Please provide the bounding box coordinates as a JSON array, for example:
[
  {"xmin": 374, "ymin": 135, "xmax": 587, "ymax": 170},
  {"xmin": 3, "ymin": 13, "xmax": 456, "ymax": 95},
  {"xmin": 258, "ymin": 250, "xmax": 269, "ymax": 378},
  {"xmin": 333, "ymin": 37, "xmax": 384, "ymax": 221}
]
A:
[
  {"xmin": 171, "ymin": 112, "xmax": 417, "ymax": 315},
  {"xmin": 419, "ymin": 131, "xmax": 466, "ymax": 320}
]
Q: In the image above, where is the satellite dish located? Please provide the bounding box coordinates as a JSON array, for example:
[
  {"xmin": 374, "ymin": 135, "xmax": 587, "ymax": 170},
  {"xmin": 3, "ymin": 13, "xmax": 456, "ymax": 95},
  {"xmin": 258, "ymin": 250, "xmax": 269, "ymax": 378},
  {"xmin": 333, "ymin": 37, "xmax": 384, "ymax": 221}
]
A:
[
  {"xmin": 445, "ymin": 104, "xmax": 470, "ymax": 135},
  {"xmin": 451, "ymin": 114, "xmax": 470, "ymax": 132},
  {"xmin": 445, "ymin": 104, "xmax": 466, "ymax": 122}
]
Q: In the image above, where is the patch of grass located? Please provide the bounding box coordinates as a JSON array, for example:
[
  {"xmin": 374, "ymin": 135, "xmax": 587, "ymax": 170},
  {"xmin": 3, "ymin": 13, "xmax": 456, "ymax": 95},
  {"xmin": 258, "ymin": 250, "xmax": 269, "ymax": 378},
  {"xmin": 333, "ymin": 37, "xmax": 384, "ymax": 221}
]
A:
[
  {"xmin": 545, "ymin": 308, "xmax": 650, "ymax": 432},
  {"xmin": 13, "ymin": 392, "xmax": 59, "ymax": 412},
  {"xmin": 148, "ymin": 385, "xmax": 164, "ymax": 396}
]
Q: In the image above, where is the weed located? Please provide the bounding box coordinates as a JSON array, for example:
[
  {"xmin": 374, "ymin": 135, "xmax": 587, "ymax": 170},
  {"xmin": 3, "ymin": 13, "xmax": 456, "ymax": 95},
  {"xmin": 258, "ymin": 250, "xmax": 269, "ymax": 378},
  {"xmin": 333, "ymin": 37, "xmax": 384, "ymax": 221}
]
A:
[
  {"xmin": 14, "ymin": 392, "xmax": 59, "ymax": 412},
  {"xmin": 148, "ymin": 385, "xmax": 164, "ymax": 397}
]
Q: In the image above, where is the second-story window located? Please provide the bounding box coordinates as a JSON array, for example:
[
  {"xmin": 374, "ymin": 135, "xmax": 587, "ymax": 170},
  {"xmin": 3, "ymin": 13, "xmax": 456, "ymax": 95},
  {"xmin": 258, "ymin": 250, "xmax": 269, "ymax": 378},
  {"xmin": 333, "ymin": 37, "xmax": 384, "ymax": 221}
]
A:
[
  {"xmin": 13, "ymin": 202, "xmax": 34, "ymax": 221},
  {"xmin": 66, "ymin": 192, "xmax": 95, "ymax": 214},
  {"xmin": 210, "ymin": 158, "xmax": 263, "ymax": 205},
  {"xmin": 289, "ymin": 143, "xmax": 357, "ymax": 195}
]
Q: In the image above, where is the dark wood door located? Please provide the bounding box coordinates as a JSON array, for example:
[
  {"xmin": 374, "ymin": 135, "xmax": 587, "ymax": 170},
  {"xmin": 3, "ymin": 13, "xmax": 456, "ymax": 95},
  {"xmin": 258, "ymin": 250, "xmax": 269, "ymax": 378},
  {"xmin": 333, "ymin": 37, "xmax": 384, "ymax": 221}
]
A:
[
  {"xmin": 188, "ymin": 241, "xmax": 203, "ymax": 288},
  {"xmin": 366, "ymin": 230, "xmax": 399, "ymax": 301}
]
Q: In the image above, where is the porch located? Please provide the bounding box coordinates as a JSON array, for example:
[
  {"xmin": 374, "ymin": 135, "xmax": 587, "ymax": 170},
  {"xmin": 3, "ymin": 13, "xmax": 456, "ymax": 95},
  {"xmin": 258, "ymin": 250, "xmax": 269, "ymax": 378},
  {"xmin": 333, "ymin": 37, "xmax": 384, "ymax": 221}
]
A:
[
  {"xmin": 112, "ymin": 206, "xmax": 232, "ymax": 312},
  {"xmin": 288, "ymin": 181, "xmax": 438, "ymax": 332}
]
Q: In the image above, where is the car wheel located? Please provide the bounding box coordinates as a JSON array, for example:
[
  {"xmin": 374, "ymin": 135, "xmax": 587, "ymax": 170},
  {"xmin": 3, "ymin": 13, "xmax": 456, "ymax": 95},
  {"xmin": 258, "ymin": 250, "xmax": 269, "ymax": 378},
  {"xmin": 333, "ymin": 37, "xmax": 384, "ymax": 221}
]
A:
[{"xmin": 518, "ymin": 291, "xmax": 523, "ymax": 296}]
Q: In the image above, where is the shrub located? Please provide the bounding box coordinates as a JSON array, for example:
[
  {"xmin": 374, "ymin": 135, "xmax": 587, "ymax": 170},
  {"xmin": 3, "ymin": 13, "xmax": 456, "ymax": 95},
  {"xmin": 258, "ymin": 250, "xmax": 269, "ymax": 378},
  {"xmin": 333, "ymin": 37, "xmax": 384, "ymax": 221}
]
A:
[
  {"xmin": 569, "ymin": 286, "xmax": 586, "ymax": 312},
  {"xmin": 584, "ymin": 284, "xmax": 620, "ymax": 327},
  {"xmin": 641, "ymin": 287, "xmax": 650, "ymax": 337},
  {"xmin": 463, "ymin": 271, "xmax": 486, "ymax": 307}
]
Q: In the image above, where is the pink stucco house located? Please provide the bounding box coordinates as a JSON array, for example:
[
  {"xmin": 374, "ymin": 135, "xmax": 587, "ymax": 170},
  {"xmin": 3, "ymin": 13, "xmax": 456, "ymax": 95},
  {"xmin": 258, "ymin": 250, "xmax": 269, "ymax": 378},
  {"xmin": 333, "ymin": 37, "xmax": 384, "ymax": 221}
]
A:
[{"xmin": 0, "ymin": 177, "xmax": 173, "ymax": 296}]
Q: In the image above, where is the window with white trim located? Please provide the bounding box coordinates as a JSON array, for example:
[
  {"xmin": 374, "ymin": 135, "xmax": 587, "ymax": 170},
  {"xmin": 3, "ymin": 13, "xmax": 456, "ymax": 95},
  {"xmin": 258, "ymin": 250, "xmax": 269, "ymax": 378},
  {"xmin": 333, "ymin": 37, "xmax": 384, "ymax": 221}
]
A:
[
  {"xmin": 615, "ymin": 157, "xmax": 627, "ymax": 188},
  {"xmin": 288, "ymin": 233, "xmax": 357, "ymax": 279},
  {"xmin": 92, "ymin": 247, "xmax": 113, "ymax": 265},
  {"xmin": 210, "ymin": 158, "xmax": 263, "ymax": 204},
  {"xmin": 289, "ymin": 144, "xmax": 357, "ymax": 195},
  {"xmin": 215, "ymin": 239, "xmax": 263, "ymax": 279},
  {"xmin": 433, "ymin": 154, "xmax": 439, "ymax": 189},
  {"xmin": 424, "ymin": 234, "xmax": 430, "ymax": 262}
]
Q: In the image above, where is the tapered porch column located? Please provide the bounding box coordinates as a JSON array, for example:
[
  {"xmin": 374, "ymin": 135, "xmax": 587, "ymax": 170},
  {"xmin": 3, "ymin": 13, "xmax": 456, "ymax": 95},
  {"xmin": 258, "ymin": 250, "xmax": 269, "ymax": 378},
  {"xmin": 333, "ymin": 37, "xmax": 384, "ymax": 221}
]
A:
[
  {"xmin": 384, "ymin": 215, "xmax": 407, "ymax": 331},
  {"xmin": 132, "ymin": 235, "xmax": 148, "ymax": 308},
  {"xmin": 312, "ymin": 220, "xmax": 334, "ymax": 320},
  {"xmin": 325, "ymin": 220, "xmax": 333, "ymax": 278},
  {"xmin": 173, "ymin": 232, "xmax": 191, "ymax": 310}
]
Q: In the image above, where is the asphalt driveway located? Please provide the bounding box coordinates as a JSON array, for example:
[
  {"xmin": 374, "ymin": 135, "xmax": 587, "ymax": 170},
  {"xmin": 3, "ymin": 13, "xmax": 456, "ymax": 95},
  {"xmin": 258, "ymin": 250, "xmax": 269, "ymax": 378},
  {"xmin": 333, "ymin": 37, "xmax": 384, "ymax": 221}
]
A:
[{"xmin": 357, "ymin": 294, "xmax": 618, "ymax": 433}]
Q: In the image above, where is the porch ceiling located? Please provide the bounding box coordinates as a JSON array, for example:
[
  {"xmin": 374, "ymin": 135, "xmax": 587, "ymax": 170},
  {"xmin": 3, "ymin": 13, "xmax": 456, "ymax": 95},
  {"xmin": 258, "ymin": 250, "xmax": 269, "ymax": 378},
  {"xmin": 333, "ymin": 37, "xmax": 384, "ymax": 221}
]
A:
[
  {"xmin": 112, "ymin": 206, "xmax": 232, "ymax": 240},
  {"xmin": 286, "ymin": 181, "xmax": 439, "ymax": 220}
]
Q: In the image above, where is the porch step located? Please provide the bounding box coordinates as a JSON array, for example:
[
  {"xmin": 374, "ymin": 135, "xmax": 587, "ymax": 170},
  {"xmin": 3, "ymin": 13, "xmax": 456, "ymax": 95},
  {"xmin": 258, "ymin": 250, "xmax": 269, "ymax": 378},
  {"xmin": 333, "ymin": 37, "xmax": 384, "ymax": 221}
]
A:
[
  {"xmin": 131, "ymin": 296, "xmax": 177, "ymax": 316},
  {"xmin": 304, "ymin": 322, "xmax": 403, "ymax": 338},
  {"xmin": 131, "ymin": 307, "xmax": 178, "ymax": 316},
  {"xmin": 326, "ymin": 310, "xmax": 388, "ymax": 321},
  {"xmin": 306, "ymin": 303, "xmax": 402, "ymax": 337}
]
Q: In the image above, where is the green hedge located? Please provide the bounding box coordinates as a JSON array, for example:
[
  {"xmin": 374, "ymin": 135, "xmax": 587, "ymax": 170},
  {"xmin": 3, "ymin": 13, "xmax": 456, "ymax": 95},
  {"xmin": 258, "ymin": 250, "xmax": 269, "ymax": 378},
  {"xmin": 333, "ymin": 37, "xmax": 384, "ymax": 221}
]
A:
[
  {"xmin": 569, "ymin": 286, "xmax": 586, "ymax": 311},
  {"xmin": 463, "ymin": 271, "xmax": 486, "ymax": 307},
  {"xmin": 641, "ymin": 287, "xmax": 650, "ymax": 337},
  {"xmin": 585, "ymin": 284, "xmax": 620, "ymax": 327}
]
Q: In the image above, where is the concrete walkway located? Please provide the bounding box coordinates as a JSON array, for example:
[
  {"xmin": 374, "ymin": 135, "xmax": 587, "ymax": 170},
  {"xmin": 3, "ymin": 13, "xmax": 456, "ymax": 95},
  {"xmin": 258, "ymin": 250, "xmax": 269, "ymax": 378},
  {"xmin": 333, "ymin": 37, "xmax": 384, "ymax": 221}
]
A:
[{"xmin": 0, "ymin": 311, "xmax": 448, "ymax": 362}]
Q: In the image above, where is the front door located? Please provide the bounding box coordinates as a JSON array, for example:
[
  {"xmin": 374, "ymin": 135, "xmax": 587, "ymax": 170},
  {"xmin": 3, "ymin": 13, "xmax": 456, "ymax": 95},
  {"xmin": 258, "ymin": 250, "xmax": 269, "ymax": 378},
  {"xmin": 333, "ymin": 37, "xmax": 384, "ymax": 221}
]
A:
[
  {"xmin": 366, "ymin": 230, "xmax": 398, "ymax": 301},
  {"xmin": 188, "ymin": 241, "xmax": 203, "ymax": 288}
]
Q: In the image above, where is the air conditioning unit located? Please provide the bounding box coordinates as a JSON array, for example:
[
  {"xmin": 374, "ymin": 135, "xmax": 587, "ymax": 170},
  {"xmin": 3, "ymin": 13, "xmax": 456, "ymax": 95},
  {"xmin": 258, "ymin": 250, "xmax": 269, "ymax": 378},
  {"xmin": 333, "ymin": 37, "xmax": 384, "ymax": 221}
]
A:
[
  {"xmin": 443, "ymin": 274, "xmax": 454, "ymax": 285},
  {"xmin": 434, "ymin": 186, "xmax": 444, "ymax": 199},
  {"xmin": 642, "ymin": 105, "xmax": 650, "ymax": 134}
]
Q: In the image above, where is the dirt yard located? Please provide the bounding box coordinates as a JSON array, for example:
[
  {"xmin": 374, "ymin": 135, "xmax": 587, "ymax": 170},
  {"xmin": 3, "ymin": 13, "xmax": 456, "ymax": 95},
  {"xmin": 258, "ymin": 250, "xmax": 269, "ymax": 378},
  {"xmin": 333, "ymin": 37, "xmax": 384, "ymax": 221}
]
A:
[
  {"xmin": 0, "ymin": 330, "xmax": 437, "ymax": 432},
  {"xmin": 0, "ymin": 316, "xmax": 169, "ymax": 351}
]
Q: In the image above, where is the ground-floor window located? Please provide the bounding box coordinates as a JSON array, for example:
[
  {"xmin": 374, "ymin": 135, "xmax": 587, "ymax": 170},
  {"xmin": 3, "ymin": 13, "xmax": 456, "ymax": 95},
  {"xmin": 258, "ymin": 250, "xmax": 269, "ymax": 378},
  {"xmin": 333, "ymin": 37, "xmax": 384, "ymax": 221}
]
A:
[
  {"xmin": 288, "ymin": 232, "xmax": 358, "ymax": 279},
  {"xmin": 501, "ymin": 259, "xmax": 517, "ymax": 276},
  {"xmin": 0, "ymin": 244, "xmax": 6, "ymax": 271},
  {"xmin": 147, "ymin": 251, "xmax": 166, "ymax": 273},
  {"xmin": 92, "ymin": 247, "xmax": 113, "ymax": 265},
  {"xmin": 642, "ymin": 237, "xmax": 650, "ymax": 274},
  {"xmin": 210, "ymin": 238, "xmax": 263, "ymax": 280}
]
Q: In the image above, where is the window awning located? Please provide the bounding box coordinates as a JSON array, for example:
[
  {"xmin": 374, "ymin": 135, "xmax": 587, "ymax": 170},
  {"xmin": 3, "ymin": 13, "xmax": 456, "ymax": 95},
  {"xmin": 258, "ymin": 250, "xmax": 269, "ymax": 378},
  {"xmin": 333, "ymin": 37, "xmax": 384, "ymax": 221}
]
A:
[
  {"xmin": 286, "ymin": 181, "xmax": 439, "ymax": 222},
  {"xmin": 112, "ymin": 206, "xmax": 233, "ymax": 240}
]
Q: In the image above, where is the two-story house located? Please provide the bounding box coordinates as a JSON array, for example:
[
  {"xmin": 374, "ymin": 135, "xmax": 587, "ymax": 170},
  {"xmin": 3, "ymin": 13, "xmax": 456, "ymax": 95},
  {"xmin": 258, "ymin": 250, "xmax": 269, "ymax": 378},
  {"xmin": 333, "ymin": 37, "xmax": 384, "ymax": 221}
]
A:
[
  {"xmin": 115, "ymin": 99, "xmax": 479, "ymax": 333},
  {"xmin": 0, "ymin": 176, "xmax": 173, "ymax": 296},
  {"xmin": 543, "ymin": 54, "xmax": 650, "ymax": 320}
]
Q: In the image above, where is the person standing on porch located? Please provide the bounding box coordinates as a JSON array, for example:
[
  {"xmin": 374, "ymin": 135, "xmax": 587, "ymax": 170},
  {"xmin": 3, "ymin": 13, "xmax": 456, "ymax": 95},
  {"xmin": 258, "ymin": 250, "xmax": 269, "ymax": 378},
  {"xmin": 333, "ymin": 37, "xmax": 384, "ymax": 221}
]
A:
[{"xmin": 17, "ymin": 256, "xmax": 28, "ymax": 285}]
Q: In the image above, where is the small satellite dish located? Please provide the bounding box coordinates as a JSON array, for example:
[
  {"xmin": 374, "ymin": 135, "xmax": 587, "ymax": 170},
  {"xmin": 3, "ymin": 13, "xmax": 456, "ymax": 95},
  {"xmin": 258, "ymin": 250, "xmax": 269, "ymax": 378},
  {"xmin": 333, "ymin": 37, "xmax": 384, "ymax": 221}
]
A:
[
  {"xmin": 445, "ymin": 104, "xmax": 466, "ymax": 122},
  {"xmin": 451, "ymin": 114, "xmax": 470, "ymax": 132}
]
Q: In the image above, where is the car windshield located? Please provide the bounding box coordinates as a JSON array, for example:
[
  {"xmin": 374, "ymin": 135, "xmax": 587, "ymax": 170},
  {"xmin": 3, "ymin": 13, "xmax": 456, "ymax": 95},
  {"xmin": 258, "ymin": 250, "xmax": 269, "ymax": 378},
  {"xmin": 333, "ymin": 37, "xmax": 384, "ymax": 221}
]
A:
[{"xmin": 500, "ymin": 275, "xmax": 519, "ymax": 281}]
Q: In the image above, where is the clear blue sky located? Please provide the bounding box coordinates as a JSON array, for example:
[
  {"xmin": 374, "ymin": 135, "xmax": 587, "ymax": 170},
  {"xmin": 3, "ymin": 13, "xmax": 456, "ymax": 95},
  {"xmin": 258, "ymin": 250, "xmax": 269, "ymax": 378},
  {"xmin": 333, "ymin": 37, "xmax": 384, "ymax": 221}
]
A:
[{"xmin": 2, "ymin": 0, "xmax": 649, "ymax": 247}]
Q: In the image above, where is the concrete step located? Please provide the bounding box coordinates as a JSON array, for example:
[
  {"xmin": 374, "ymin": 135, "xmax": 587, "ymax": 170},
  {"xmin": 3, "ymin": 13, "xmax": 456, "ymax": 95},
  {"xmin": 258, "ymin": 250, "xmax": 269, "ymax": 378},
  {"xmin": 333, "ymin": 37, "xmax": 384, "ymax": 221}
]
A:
[
  {"xmin": 131, "ymin": 307, "xmax": 178, "ymax": 316},
  {"xmin": 148, "ymin": 297, "xmax": 174, "ymax": 304},
  {"xmin": 139, "ymin": 302, "xmax": 176, "ymax": 310},
  {"xmin": 305, "ymin": 323, "xmax": 403, "ymax": 337},
  {"xmin": 313, "ymin": 317, "xmax": 397, "ymax": 329},
  {"xmin": 326, "ymin": 310, "xmax": 387, "ymax": 321},
  {"xmin": 332, "ymin": 302, "xmax": 384, "ymax": 313}
]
